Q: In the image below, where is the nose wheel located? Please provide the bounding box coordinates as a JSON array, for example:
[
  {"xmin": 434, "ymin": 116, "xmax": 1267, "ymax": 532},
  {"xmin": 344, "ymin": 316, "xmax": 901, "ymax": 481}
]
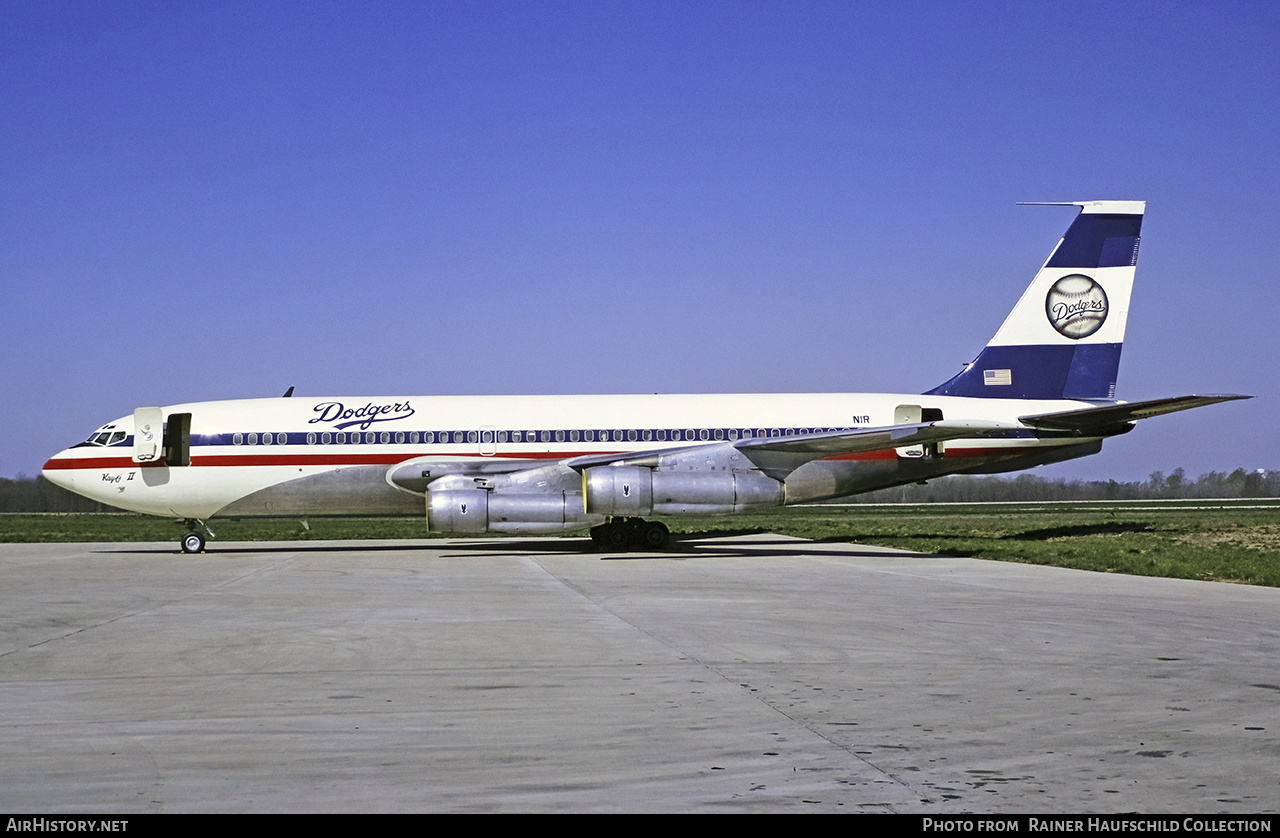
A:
[{"xmin": 178, "ymin": 519, "xmax": 213, "ymax": 553}]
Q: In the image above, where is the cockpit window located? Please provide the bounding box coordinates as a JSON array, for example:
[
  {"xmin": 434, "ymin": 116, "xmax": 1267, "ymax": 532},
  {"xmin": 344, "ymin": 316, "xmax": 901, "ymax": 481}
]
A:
[{"xmin": 80, "ymin": 424, "xmax": 129, "ymax": 447}]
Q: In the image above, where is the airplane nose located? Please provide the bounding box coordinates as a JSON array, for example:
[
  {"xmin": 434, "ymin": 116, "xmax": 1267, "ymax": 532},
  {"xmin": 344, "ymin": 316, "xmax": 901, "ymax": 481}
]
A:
[{"xmin": 41, "ymin": 452, "xmax": 77, "ymax": 493}]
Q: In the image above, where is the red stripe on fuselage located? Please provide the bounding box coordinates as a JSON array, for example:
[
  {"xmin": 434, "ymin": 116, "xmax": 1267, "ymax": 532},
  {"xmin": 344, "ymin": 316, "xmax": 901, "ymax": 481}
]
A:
[
  {"xmin": 821, "ymin": 449, "xmax": 898, "ymax": 461},
  {"xmin": 43, "ymin": 456, "xmax": 138, "ymax": 470}
]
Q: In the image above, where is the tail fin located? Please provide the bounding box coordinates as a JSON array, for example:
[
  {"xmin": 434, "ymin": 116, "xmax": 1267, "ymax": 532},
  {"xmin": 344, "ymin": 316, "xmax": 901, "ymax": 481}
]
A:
[{"xmin": 925, "ymin": 200, "xmax": 1144, "ymax": 401}]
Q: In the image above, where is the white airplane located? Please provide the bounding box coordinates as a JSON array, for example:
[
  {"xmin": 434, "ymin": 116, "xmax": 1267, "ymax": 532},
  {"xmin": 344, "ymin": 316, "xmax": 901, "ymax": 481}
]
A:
[{"xmin": 43, "ymin": 201, "xmax": 1246, "ymax": 553}]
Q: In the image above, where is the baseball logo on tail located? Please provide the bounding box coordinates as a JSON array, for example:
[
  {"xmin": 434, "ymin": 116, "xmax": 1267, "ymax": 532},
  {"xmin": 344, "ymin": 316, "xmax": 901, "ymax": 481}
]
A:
[{"xmin": 1045, "ymin": 274, "xmax": 1108, "ymax": 339}]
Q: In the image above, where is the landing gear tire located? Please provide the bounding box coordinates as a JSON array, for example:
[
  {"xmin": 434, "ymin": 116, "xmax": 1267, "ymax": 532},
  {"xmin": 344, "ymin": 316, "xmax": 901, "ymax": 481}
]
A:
[
  {"xmin": 181, "ymin": 531, "xmax": 206, "ymax": 554},
  {"xmin": 639, "ymin": 521, "xmax": 670, "ymax": 549},
  {"xmin": 590, "ymin": 519, "xmax": 670, "ymax": 552},
  {"xmin": 590, "ymin": 522, "xmax": 629, "ymax": 551}
]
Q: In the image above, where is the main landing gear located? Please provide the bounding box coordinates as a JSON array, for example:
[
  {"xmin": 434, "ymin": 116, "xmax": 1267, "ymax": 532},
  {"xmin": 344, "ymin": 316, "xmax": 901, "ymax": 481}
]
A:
[
  {"xmin": 179, "ymin": 519, "xmax": 213, "ymax": 554},
  {"xmin": 589, "ymin": 518, "xmax": 671, "ymax": 551}
]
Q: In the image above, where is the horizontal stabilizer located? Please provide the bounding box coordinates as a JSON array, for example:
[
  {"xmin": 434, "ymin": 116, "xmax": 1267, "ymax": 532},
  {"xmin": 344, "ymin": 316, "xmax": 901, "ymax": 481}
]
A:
[{"xmin": 1019, "ymin": 394, "xmax": 1251, "ymax": 433}]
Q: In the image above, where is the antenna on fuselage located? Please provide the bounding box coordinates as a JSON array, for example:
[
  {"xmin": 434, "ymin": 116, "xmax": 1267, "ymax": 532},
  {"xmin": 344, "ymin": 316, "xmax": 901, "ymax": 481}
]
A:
[{"xmin": 282, "ymin": 386, "xmax": 295, "ymax": 398}]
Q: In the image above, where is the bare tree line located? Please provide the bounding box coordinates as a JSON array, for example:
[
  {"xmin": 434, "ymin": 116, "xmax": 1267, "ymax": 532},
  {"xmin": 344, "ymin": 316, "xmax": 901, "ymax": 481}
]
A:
[
  {"xmin": 847, "ymin": 467, "xmax": 1277, "ymax": 504},
  {"xmin": 0, "ymin": 476, "xmax": 118, "ymax": 513}
]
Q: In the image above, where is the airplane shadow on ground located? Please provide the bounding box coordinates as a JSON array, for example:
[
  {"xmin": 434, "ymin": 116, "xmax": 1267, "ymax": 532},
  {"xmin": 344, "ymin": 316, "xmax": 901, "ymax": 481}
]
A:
[{"xmin": 96, "ymin": 536, "xmax": 934, "ymax": 561}]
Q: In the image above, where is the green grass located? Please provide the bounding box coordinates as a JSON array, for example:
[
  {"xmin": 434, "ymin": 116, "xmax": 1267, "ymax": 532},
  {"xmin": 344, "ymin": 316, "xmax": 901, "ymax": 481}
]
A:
[
  {"xmin": 668, "ymin": 500, "xmax": 1280, "ymax": 587},
  {"xmin": 3, "ymin": 499, "xmax": 1279, "ymax": 587}
]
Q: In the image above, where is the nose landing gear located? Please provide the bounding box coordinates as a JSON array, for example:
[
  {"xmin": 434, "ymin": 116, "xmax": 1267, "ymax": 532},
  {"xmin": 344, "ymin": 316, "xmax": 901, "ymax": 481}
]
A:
[{"xmin": 178, "ymin": 519, "xmax": 214, "ymax": 554}]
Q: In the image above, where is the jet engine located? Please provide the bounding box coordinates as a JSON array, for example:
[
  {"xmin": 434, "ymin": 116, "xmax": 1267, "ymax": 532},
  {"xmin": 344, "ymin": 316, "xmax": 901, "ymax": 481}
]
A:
[
  {"xmin": 426, "ymin": 488, "xmax": 597, "ymax": 534},
  {"xmin": 582, "ymin": 466, "xmax": 783, "ymax": 516}
]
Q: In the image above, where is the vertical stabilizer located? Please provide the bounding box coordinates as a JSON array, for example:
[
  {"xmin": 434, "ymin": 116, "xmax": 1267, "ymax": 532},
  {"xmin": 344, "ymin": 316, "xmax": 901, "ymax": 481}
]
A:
[{"xmin": 925, "ymin": 200, "xmax": 1144, "ymax": 400}]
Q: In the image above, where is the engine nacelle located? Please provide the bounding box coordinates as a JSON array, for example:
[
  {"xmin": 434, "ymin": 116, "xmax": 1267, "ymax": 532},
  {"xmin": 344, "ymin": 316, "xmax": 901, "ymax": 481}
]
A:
[
  {"xmin": 426, "ymin": 489, "xmax": 598, "ymax": 534},
  {"xmin": 583, "ymin": 466, "xmax": 783, "ymax": 516}
]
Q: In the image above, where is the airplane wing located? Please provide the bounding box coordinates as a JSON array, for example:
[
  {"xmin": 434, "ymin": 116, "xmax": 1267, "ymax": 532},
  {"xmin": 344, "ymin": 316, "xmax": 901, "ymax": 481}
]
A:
[
  {"xmin": 394, "ymin": 423, "xmax": 1013, "ymax": 494},
  {"xmin": 565, "ymin": 420, "xmax": 1017, "ymax": 481},
  {"xmin": 732, "ymin": 420, "xmax": 1016, "ymax": 480},
  {"xmin": 1019, "ymin": 394, "xmax": 1251, "ymax": 434}
]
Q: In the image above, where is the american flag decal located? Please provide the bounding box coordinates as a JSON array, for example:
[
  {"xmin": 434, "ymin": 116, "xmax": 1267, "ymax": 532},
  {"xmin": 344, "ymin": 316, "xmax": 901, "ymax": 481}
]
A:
[{"xmin": 984, "ymin": 369, "xmax": 1012, "ymax": 386}]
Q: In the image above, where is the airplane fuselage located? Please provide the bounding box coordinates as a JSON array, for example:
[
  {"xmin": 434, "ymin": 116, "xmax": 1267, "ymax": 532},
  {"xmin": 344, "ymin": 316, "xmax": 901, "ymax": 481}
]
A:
[{"xmin": 43, "ymin": 391, "xmax": 1104, "ymax": 522}]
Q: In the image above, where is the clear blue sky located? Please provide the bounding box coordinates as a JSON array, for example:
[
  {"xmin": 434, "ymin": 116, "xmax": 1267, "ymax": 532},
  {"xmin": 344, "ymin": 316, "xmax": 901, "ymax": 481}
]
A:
[{"xmin": 2, "ymin": 1, "xmax": 1274, "ymax": 483}]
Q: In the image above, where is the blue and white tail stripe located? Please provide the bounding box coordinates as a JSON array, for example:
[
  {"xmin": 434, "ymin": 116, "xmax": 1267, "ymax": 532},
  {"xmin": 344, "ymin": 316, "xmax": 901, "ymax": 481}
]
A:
[{"xmin": 926, "ymin": 200, "xmax": 1144, "ymax": 400}]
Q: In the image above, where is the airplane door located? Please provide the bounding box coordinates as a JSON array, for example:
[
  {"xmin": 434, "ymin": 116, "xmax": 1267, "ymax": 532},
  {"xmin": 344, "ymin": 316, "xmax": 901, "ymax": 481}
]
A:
[
  {"xmin": 895, "ymin": 404, "xmax": 945, "ymax": 459},
  {"xmin": 133, "ymin": 407, "xmax": 163, "ymax": 463},
  {"xmin": 894, "ymin": 404, "xmax": 924, "ymax": 458},
  {"xmin": 165, "ymin": 413, "xmax": 192, "ymax": 466}
]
